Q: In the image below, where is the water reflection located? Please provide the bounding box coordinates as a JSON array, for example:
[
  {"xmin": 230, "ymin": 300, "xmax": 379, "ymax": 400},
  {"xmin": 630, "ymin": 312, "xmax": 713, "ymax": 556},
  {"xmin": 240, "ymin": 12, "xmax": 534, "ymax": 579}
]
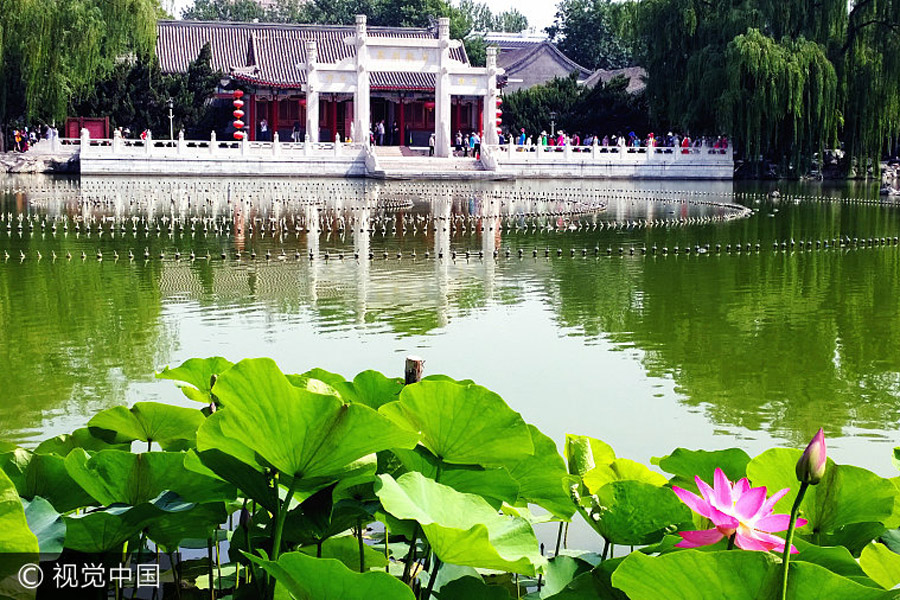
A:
[{"xmin": 1, "ymin": 175, "xmax": 897, "ymax": 474}]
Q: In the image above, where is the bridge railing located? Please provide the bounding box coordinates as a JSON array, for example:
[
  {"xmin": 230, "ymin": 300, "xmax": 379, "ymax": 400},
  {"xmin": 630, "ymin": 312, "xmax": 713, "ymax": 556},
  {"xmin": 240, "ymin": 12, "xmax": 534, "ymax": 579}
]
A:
[
  {"xmin": 484, "ymin": 140, "xmax": 733, "ymax": 166},
  {"xmin": 77, "ymin": 129, "xmax": 366, "ymax": 159}
]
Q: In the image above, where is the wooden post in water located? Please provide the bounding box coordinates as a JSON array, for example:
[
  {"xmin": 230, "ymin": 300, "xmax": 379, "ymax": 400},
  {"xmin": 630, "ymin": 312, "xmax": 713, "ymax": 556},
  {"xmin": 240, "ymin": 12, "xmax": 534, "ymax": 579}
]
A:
[{"xmin": 405, "ymin": 356, "xmax": 424, "ymax": 384}]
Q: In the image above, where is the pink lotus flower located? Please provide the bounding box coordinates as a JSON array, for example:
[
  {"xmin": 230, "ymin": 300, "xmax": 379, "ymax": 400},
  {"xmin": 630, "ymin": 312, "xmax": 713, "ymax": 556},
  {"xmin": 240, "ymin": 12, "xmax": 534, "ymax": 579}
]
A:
[{"xmin": 672, "ymin": 468, "xmax": 806, "ymax": 553}]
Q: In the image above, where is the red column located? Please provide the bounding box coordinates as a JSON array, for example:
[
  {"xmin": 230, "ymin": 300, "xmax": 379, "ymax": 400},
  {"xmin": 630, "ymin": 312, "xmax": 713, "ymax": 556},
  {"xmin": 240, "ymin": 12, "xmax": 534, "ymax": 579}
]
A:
[
  {"xmin": 398, "ymin": 99, "xmax": 405, "ymax": 147},
  {"xmin": 455, "ymin": 98, "xmax": 461, "ymax": 134},
  {"xmin": 249, "ymin": 94, "xmax": 256, "ymax": 141},
  {"xmin": 331, "ymin": 98, "xmax": 338, "ymax": 142},
  {"xmin": 478, "ymin": 98, "xmax": 483, "ymax": 136},
  {"xmin": 270, "ymin": 97, "xmax": 279, "ymax": 140}
]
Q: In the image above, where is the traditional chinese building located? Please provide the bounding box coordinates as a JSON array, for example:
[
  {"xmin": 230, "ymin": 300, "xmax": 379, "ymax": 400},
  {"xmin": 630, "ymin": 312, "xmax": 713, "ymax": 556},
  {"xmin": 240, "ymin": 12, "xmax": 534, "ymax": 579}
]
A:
[{"xmin": 157, "ymin": 16, "xmax": 502, "ymax": 154}]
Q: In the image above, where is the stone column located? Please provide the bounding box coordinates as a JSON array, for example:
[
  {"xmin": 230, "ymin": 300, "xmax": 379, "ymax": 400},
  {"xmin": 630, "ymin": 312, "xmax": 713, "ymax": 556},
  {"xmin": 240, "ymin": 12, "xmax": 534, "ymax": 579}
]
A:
[
  {"xmin": 305, "ymin": 40, "xmax": 320, "ymax": 144},
  {"xmin": 482, "ymin": 47, "xmax": 500, "ymax": 147},
  {"xmin": 353, "ymin": 15, "xmax": 371, "ymax": 146},
  {"xmin": 435, "ymin": 17, "xmax": 452, "ymax": 158}
]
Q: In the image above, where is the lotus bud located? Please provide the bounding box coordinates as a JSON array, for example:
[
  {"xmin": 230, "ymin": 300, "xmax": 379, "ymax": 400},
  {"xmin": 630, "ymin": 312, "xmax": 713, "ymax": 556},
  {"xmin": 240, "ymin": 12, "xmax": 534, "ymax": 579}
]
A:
[{"xmin": 796, "ymin": 428, "xmax": 827, "ymax": 485}]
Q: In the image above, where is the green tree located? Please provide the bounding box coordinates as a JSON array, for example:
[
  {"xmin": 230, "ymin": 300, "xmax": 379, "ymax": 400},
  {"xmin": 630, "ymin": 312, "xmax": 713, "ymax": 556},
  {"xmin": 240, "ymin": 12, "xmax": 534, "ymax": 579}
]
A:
[
  {"xmin": 546, "ymin": 0, "xmax": 632, "ymax": 70},
  {"xmin": 181, "ymin": 0, "xmax": 266, "ymax": 20},
  {"xmin": 494, "ymin": 9, "xmax": 528, "ymax": 33},
  {"xmin": 458, "ymin": 0, "xmax": 494, "ymax": 32},
  {"xmin": 633, "ymin": 0, "xmax": 900, "ymax": 171},
  {"xmin": 0, "ymin": 0, "xmax": 161, "ymax": 146}
]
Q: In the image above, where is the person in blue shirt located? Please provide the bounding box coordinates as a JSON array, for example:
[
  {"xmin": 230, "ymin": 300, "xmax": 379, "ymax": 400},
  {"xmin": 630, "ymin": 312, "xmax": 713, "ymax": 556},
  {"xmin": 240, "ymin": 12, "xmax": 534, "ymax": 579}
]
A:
[{"xmin": 518, "ymin": 128, "xmax": 526, "ymax": 145}]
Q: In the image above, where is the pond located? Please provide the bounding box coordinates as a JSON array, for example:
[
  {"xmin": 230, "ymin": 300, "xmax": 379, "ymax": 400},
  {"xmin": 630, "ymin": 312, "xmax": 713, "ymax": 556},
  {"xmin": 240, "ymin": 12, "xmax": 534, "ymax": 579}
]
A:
[{"xmin": 1, "ymin": 174, "xmax": 897, "ymax": 482}]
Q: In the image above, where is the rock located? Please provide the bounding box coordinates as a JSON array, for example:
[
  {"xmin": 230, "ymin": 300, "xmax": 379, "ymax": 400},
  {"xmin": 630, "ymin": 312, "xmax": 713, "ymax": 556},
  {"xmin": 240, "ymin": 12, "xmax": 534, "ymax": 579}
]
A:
[{"xmin": 0, "ymin": 152, "xmax": 79, "ymax": 174}]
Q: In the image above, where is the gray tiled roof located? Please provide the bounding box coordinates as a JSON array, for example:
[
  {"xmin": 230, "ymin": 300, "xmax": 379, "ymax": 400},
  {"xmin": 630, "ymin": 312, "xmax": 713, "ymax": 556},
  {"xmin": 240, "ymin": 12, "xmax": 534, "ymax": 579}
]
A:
[
  {"xmin": 158, "ymin": 20, "xmax": 467, "ymax": 90},
  {"xmin": 582, "ymin": 67, "xmax": 647, "ymax": 94}
]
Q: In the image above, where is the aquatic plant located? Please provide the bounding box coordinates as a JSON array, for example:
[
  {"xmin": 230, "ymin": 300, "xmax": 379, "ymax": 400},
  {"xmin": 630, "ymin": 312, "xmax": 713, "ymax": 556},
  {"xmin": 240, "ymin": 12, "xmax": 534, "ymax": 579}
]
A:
[{"xmin": 1, "ymin": 357, "xmax": 900, "ymax": 599}]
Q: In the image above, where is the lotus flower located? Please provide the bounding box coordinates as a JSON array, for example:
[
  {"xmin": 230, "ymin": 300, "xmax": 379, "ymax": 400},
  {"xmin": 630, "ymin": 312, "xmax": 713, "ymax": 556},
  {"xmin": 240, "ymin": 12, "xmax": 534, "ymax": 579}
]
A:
[
  {"xmin": 672, "ymin": 468, "xmax": 806, "ymax": 553},
  {"xmin": 796, "ymin": 428, "xmax": 827, "ymax": 485}
]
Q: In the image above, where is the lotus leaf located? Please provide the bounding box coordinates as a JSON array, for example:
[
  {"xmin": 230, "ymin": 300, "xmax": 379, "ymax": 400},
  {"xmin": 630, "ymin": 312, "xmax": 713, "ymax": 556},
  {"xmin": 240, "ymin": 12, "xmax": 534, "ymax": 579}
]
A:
[
  {"xmin": 435, "ymin": 576, "xmax": 513, "ymax": 600},
  {"xmin": 286, "ymin": 374, "xmax": 342, "ymax": 396},
  {"xmin": 65, "ymin": 449, "xmax": 234, "ymax": 506},
  {"xmin": 199, "ymin": 358, "xmax": 418, "ymax": 482},
  {"xmin": 147, "ymin": 502, "xmax": 228, "ymax": 552},
  {"xmin": 34, "ymin": 427, "xmax": 130, "ymax": 455},
  {"xmin": 508, "ymin": 425, "xmax": 577, "ymax": 520},
  {"xmin": 20, "ymin": 452, "xmax": 94, "ymax": 513},
  {"xmin": 539, "ymin": 556, "xmax": 593, "ymax": 598},
  {"xmin": 88, "ymin": 402, "xmax": 206, "ymax": 450},
  {"xmin": 565, "ymin": 435, "xmax": 615, "ymax": 478},
  {"xmin": 63, "ymin": 502, "xmax": 163, "ymax": 553},
  {"xmin": 380, "ymin": 380, "xmax": 533, "ymax": 468},
  {"xmin": 860, "ymin": 543, "xmax": 900, "ymax": 590},
  {"xmin": 611, "ymin": 549, "xmax": 897, "ymax": 599},
  {"xmin": 156, "ymin": 356, "xmax": 234, "ymax": 402},
  {"xmin": 0, "ymin": 446, "xmax": 31, "ymax": 491},
  {"xmin": 747, "ymin": 449, "xmax": 897, "ymax": 544},
  {"xmin": 190, "ymin": 447, "xmax": 278, "ymax": 512},
  {"xmin": 0, "ymin": 469, "xmax": 39, "ymax": 554},
  {"xmin": 589, "ymin": 480, "xmax": 692, "ymax": 545},
  {"xmin": 793, "ymin": 538, "xmax": 868, "ymax": 579},
  {"xmin": 298, "ymin": 535, "xmax": 388, "ymax": 571},
  {"xmin": 583, "ymin": 458, "xmax": 668, "ymax": 493},
  {"xmin": 338, "ymin": 370, "xmax": 405, "ymax": 409},
  {"xmin": 375, "ymin": 472, "xmax": 545, "ymax": 575},
  {"xmin": 246, "ymin": 552, "xmax": 415, "ymax": 600},
  {"xmin": 22, "ymin": 496, "xmax": 66, "ymax": 556},
  {"xmin": 653, "ymin": 448, "xmax": 751, "ymax": 491},
  {"xmin": 392, "ymin": 447, "xmax": 519, "ymax": 508}
]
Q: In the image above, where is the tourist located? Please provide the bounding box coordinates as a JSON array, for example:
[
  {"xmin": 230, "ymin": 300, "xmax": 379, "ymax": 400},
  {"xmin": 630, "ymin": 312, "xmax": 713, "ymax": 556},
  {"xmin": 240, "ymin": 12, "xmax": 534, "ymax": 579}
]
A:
[
  {"xmin": 455, "ymin": 131, "xmax": 463, "ymax": 156},
  {"xmin": 468, "ymin": 132, "xmax": 475, "ymax": 157},
  {"xmin": 259, "ymin": 118, "xmax": 269, "ymax": 141},
  {"xmin": 472, "ymin": 131, "xmax": 481, "ymax": 159},
  {"xmin": 292, "ymin": 121, "xmax": 301, "ymax": 142},
  {"xmin": 602, "ymin": 135, "xmax": 609, "ymax": 147},
  {"xmin": 572, "ymin": 132, "xmax": 581, "ymax": 147},
  {"xmin": 518, "ymin": 128, "xmax": 526, "ymax": 145},
  {"xmin": 392, "ymin": 122, "xmax": 399, "ymax": 145},
  {"xmin": 429, "ymin": 132, "xmax": 435, "ymax": 156},
  {"xmin": 376, "ymin": 121, "xmax": 385, "ymax": 146},
  {"xmin": 681, "ymin": 135, "xmax": 691, "ymax": 154}
]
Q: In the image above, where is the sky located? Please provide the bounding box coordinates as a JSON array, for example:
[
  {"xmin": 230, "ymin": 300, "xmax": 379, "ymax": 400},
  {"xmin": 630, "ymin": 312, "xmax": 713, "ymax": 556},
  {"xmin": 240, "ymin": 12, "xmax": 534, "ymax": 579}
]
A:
[{"xmin": 164, "ymin": 0, "xmax": 557, "ymax": 33}]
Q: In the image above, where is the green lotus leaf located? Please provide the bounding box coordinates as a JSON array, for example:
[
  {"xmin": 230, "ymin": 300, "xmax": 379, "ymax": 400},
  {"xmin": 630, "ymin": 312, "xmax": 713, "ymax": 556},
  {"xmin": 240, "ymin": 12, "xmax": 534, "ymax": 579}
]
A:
[
  {"xmin": 341, "ymin": 370, "xmax": 405, "ymax": 409},
  {"xmin": 793, "ymin": 538, "xmax": 868, "ymax": 579},
  {"xmin": 286, "ymin": 374, "xmax": 342, "ymax": 397},
  {"xmin": 508, "ymin": 425, "xmax": 577, "ymax": 520},
  {"xmin": 0, "ymin": 469, "xmax": 39, "ymax": 554},
  {"xmin": 892, "ymin": 448, "xmax": 900, "ymax": 473},
  {"xmin": 820, "ymin": 523, "xmax": 890, "ymax": 556},
  {"xmin": 653, "ymin": 448, "xmax": 751, "ymax": 492},
  {"xmin": 747, "ymin": 448, "xmax": 898, "ymax": 544},
  {"xmin": 860, "ymin": 543, "xmax": 900, "ymax": 590},
  {"xmin": 34, "ymin": 427, "xmax": 130, "ymax": 455},
  {"xmin": 539, "ymin": 556, "xmax": 593, "ymax": 598},
  {"xmin": 881, "ymin": 528, "xmax": 900, "ymax": 554},
  {"xmin": 147, "ymin": 502, "xmax": 228, "ymax": 552},
  {"xmin": 298, "ymin": 535, "xmax": 388, "ymax": 571},
  {"xmin": 88, "ymin": 402, "xmax": 206, "ymax": 450},
  {"xmin": 542, "ymin": 558, "xmax": 627, "ymax": 600},
  {"xmin": 156, "ymin": 356, "xmax": 234, "ymax": 403},
  {"xmin": 375, "ymin": 472, "xmax": 545, "ymax": 575},
  {"xmin": 246, "ymin": 552, "xmax": 415, "ymax": 600},
  {"xmin": 611, "ymin": 549, "xmax": 897, "ymax": 599},
  {"xmin": 590, "ymin": 480, "xmax": 692, "ymax": 545},
  {"xmin": 583, "ymin": 458, "xmax": 668, "ymax": 494},
  {"xmin": 20, "ymin": 452, "xmax": 95, "ymax": 513},
  {"xmin": 200, "ymin": 358, "xmax": 418, "ymax": 481},
  {"xmin": 0, "ymin": 446, "xmax": 31, "ymax": 491},
  {"xmin": 189, "ymin": 448, "xmax": 278, "ymax": 512},
  {"xmin": 565, "ymin": 435, "xmax": 616, "ymax": 478},
  {"xmin": 380, "ymin": 380, "xmax": 533, "ymax": 468},
  {"xmin": 63, "ymin": 502, "xmax": 160, "ymax": 553},
  {"xmin": 300, "ymin": 368, "xmax": 348, "ymax": 388},
  {"xmin": 22, "ymin": 496, "xmax": 66, "ymax": 557},
  {"xmin": 392, "ymin": 447, "xmax": 519, "ymax": 508},
  {"xmin": 65, "ymin": 449, "xmax": 235, "ymax": 506},
  {"xmin": 435, "ymin": 576, "xmax": 513, "ymax": 600}
]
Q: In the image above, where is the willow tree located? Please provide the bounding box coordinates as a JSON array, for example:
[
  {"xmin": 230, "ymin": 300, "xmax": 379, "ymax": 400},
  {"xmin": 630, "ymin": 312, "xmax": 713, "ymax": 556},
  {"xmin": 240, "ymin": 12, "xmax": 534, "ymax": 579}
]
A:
[
  {"xmin": 632, "ymin": 0, "xmax": 900, "ymax": 171},
  {"xmin": 0, "ymin": 0, "xmax": 160, "ymax": 131}
]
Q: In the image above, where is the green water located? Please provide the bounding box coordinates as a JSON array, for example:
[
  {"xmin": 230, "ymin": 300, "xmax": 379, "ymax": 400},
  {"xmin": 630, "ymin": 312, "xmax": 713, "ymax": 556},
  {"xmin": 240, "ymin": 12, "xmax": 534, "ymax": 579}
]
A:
[{"xmin": 1, "ymin": 175, "xmax": 898, "ymax": 477}]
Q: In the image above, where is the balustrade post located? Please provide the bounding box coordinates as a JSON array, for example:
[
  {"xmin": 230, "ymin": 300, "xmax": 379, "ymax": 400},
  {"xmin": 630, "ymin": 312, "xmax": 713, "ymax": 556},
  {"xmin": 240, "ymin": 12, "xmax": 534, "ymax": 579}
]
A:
[
  {"xmin": 304, "ymin": 133, "xmax": 312, "ymax": 156},
  {"xmin": 241, "ymin": 135, "xmax": 248, "ymax": 156},
  {"xmin": 564, "ymin": 141, "xmax": 572, "ymax": 160},
  {"xmin": 144, "ymin": 130, "xmax": 152, "ymax": 155},
  {"xmin": 112, "ymin": 128, "xmax": 122, "ymax": 154},
  {"xmin": 592, "ymin": 137, "xmax": 598, "ymax": 160},
  {"xmin": 210, "ymin": 131, "xmax": 216, "ymax": 155},
  {"xmin": 535, "ymin": 142, "xmax": 541, "ymax": 162},
  {"xmin": 177, "ymin": 130, "xmax": 185, "ymax": 155},
  {"xmin": 273, "ymin": 132, "xmax": 280, "ymax": 156},
  {"xmin": 334, "ymin": 133, "xmax": 342, "ymax": 157},
  {"xmin": 80, "ymin": 128, "xmax": 90, "ymax": 155}
]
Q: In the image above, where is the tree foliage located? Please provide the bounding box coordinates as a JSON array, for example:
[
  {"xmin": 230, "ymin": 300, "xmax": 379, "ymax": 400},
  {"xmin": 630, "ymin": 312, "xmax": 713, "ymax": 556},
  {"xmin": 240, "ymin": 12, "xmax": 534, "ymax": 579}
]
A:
[
  {"xmin": 70, "ymin": 43, "xmax": 221, "ymax": 139},
  {"xmin": 632, "ymin": 0, "xmax": 900, "ymax": 169},
  {"xmin": 546, "ymin": 0, "xmax": 632, "ymax": 70},
  {"xmin": 0, "ymin": 0, "xmax": 162, "ymax": 127},
  {"xmin": 501, "ymin": 72, "xmax": 649, "ymax": 140}
]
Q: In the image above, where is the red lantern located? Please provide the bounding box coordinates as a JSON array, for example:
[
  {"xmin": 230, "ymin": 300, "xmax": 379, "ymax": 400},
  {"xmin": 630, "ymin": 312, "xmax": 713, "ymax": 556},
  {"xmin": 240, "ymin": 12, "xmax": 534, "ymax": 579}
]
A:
[
  {"xmin": 496, "ymin": 97, "xmax": 503, "ymax": 106},
  {"xmin": 233, "ymin": 99, "xmax": 244, "ymax": 109},
  {"xmin": 233, "ymin": 89, "xmax": 244, "ymax": 99},
  {"xmin": 233, "ymin": 109, "xmax": 245, "ymax": 119},
  {"xmin": 300, "ymin": 98, "xmax": 307, "ymax": 107},
  {"xmin": 233, "ymin": 131, "xmax": 245, "ymax": 140},
  {"xmin": 233, "ymin": 120, "xmax": 245, "ymax": 130},
  {"xmin": 424, "ymin": 101, "xmax": 436, "ymax": 111},
  {"xmin": 233, "ymin": 90, "xmax": 246, "ymax": 138}
]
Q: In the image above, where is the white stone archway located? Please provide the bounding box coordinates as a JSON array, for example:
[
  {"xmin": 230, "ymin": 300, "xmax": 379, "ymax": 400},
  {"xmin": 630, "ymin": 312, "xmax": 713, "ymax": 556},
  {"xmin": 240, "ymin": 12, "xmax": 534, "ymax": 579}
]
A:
[{"xmin": 298, "ymin": 15, "xmax": 502, "ymax": 157}]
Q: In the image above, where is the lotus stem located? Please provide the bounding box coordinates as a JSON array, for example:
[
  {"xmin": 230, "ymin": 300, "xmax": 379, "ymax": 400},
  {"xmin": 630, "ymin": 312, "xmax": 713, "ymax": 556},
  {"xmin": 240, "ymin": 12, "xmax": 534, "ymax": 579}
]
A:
[
  {"xmin": 422, "ymin": 555, "xmax": 442, "ymax": 600},
  {"xmin": 554, "ymin": 522, "xmax": 564, "ymax": 557},
  {"xmin": 402, "ymin": 524, "xmax": 421, "ymax": 584},
  {"xmin": 781, "ymin": 481, "xmax": 809, "ymax": 600},
  {"xmin": 207, "ymin": 537, "xmax": 215, "ymax": 600},
  {"xmin": 272, "ymin": 475, "xmax": 298, "ymax": 563},
  {"xmin": 727, "ymin": 533, "xmax": 736, "ymax": 550},
  {"xmin": 602, "ymin": 538, "xmax": 610, "ymax": 560},
  {"xmin": 357, "ymin": 518, "xmax": 365, "ymax": 572}
]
